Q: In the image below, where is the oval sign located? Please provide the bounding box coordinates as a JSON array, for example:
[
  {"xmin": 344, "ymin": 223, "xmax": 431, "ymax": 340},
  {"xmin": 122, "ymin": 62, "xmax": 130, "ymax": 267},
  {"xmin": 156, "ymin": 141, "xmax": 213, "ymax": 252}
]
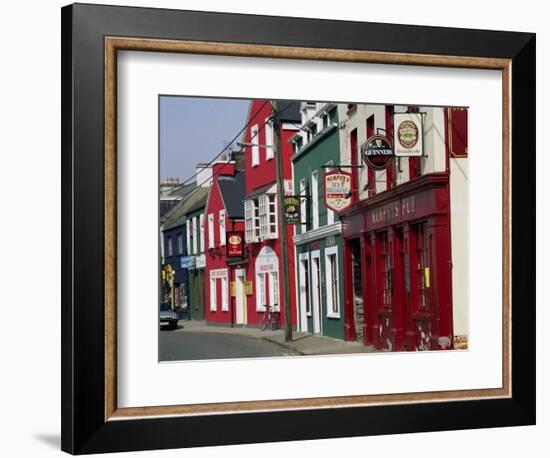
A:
[{"xmin": 361, "ymin": 134, "xmax": 393, "ymax": 170}]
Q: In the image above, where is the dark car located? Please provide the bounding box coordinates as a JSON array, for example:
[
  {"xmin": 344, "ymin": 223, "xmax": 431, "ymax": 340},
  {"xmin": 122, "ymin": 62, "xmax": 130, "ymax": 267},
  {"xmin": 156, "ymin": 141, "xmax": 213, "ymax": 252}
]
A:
[{"xmin": 159, "ymin": 302, "xmax": 179, "ymax": 330}]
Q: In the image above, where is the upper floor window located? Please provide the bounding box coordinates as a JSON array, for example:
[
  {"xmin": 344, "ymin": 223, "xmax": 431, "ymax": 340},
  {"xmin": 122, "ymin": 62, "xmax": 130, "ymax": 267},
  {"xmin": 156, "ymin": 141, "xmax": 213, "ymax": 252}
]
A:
[
  {"xmin": 167, "ymin": 236, "xmax": 173, "ymax": 257},
  {"xmin": 265, "ymin": 118, "xmax": 274, "ymax": 160},
  {"xmin": 199, "ymin": 213, "xmax": 205, "ymax": 253},
  {"xmin": 188, "ymin": 219, "xmax": 194, "ymax": 254},
  {"xmin": 325, "ymin": 162, "xmax": 335, "ymax": 225},
  {"xmin": 208, "ymin": 213, "xmax": 214, "ymax": 248},
  {"xmin": 219, "ymin": 210, "xmax": 226, "ymax": 246},
  {"xmin": 259, "ymin": 194, "xmax": 277, "ymax": 239},
  {"xmin": 251, "ymin": 125, "xmax": 259, "ymax": 167},
  {"xmin": 177, "ymin": 233, "xmax": 184, "ymax": 255},
  {"xmin": 192, "ymin": 216, "xmax": 198, "ymax": 253},
  {"xmin": 311, "ymin": 171, "xmax": 319, "ymax": 230},
  {"xmin": 245, "ymin": 194, "xmax": 277, "ymax": 242},
  {"xmin": 245, "ymin": 199, "xmax": 255, "ymax": 243},
  {"xmin": 186, "ymin": 222, "xmax": 191, "ymax": 255},
  {"xmin": 299, "ymin": 178, "xmax": 307, "ymax": 231}
]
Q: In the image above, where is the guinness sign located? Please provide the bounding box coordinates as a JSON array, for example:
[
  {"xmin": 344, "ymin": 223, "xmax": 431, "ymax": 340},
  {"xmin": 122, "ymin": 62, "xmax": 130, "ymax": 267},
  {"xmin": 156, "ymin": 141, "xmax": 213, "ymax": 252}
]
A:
[{"xmin": 361, "ymin": 134, "xmax": 393, "ymax": 170}]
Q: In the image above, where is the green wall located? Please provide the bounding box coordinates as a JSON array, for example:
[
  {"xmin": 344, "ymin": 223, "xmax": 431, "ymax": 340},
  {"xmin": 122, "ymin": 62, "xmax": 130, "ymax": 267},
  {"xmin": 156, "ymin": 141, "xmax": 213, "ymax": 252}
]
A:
[{"xmin": 292, "ymin": 110, "xmax": 345, "ymax": 340}]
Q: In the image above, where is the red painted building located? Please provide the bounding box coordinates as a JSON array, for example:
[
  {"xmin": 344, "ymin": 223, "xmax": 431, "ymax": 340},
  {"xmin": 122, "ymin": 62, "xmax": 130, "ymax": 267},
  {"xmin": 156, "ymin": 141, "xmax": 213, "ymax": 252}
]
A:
[
  {"xmin": 240, "ymin": 99, "xmax": 302, "ymax": 328},
  {"xmin": 337, "ymin": 104, "xmax": 469, "ymax": 351},
  {"xmin": 204, "ymin": 160, "xmax": 247, "ymax": 326}
]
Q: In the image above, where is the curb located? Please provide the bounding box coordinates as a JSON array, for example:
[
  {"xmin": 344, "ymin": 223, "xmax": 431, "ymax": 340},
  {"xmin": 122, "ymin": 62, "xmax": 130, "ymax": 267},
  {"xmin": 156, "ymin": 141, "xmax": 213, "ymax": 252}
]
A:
[{"xmin": 261, "ymin": 336, "xmax": 306, "ymax": 356}]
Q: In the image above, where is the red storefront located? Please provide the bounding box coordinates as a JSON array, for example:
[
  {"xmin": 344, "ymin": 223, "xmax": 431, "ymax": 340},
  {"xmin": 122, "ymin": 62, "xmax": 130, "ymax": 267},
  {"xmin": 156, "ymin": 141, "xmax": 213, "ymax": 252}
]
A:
[{"xmin": 341, "ymin": 172, "xmax": 454, "ymax": 351}]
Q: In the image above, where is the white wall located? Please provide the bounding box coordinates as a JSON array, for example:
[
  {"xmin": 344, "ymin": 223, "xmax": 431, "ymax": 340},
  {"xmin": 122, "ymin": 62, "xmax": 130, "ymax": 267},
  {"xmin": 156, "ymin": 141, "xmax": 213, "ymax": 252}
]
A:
[
  {"xmin": 0, "ymin": 1, "xmax": 544, "ymax": 458},
  {"xmin": 451, "ymin": 157, "xmax": 469, "ymax": 338}
]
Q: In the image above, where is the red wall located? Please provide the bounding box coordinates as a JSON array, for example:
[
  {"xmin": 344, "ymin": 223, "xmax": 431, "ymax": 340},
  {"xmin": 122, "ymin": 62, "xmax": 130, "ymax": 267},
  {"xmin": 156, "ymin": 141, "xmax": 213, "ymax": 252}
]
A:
[
  {"xmin": 204, "ymin": 177, "xmax": 245, "ymax": 325},
  {"xmin": 244, "ymin": 99, "xmax": 295, "ymax": 194},
  {"xmin": 242, "ymin": 99, "xmax": 298, "ymax": 327}
]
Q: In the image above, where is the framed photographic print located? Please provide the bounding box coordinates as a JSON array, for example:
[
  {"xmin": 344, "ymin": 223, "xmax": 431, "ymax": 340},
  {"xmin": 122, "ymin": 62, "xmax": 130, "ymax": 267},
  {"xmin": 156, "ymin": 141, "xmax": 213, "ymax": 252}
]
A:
[{"xmin": 61, "ymin": 3, "xmax": 536, "ymax": 455}]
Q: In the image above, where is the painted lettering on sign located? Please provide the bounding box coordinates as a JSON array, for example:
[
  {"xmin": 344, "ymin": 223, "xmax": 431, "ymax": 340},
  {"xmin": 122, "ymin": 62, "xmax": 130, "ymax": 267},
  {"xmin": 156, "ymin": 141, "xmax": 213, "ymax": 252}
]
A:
[
  {"xmin": 324, "ymin": 170, "xmax": 352, "ymax": 212},
  {"xmin": 393, "ymin": 113, "xmax": 423, "ymax": 157},
  {"xmin": 226, "ymin": 231, "xmax": 244, "ymax": 257},
  {"xmin": 369, "ymin": 196, "xmax": 416, "ymax": 225}
]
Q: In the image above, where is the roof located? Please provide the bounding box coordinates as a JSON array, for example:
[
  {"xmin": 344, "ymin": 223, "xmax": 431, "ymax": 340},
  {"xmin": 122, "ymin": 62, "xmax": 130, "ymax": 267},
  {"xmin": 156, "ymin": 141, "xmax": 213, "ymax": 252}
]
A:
[
  {"xmin": 244, "ymin": 181, "xmax": 276, "ymax": 200},
  {"xmin": 160, "ymin": 200, "xmax": 179, "ymax": 220},
  {"xmin": 167, "ymin": 182, "xmax": 196, "ymax": 198},
  {"xmin": 162, "ymin": 187, "xmax": 209, "ymax": 231},
  {"xmin": 277, "ymin": 100, "xmax": 301, "ymax": 123},
  {"xmin": 217, "ymin": 172, "xmax": 246, "ymax": 219}
]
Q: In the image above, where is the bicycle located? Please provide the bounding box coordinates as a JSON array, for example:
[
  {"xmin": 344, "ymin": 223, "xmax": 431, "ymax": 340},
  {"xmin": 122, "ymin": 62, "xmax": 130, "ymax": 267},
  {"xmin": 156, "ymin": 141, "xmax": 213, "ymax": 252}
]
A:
[{"xmin": 260, "ymin": 304, "xmax": 280, "ymax": 331}]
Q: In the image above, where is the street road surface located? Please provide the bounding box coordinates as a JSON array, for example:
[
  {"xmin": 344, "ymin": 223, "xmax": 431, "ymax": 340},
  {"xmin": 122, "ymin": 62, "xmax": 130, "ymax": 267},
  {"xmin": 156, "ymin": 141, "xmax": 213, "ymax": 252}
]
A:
[{"xmin": 159, "ymin": 328, "xmax": 297, "ymax": 361}]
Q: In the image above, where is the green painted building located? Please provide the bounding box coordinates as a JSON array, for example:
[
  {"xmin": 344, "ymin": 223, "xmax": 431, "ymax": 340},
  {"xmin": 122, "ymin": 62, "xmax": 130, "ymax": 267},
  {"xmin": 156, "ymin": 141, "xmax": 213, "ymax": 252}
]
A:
[{"xmin": 291, "ymin": 103, "xmax": 345, "ymax": 340}]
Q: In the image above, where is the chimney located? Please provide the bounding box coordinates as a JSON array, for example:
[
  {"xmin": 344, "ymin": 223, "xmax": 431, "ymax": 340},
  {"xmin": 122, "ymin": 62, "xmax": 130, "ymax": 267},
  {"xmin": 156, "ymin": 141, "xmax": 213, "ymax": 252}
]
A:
[
  {"xmin": 212, "ymin": 161, "xmax": 235, "ymax": 177},
  {"xmin": 195, "ymin": 163, "xmax": 213, "ymax": 187}
]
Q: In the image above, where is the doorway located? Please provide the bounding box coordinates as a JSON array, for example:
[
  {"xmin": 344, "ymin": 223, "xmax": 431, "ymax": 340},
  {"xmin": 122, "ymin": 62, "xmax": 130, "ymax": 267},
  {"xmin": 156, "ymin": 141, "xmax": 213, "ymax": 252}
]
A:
[
  {"xmin": 235, "ymin": 269, "xmax": 247, "ymax": 325},
  {"xmin": 311, "ymin": 251, "xmax": 321, "ymax": 334}
]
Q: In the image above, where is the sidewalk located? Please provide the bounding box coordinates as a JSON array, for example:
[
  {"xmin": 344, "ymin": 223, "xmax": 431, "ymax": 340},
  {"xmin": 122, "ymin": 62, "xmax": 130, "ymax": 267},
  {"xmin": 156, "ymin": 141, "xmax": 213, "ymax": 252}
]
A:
[{"xmin": 176, "ymin": 320, "xmax": 376, "ymax": 356}]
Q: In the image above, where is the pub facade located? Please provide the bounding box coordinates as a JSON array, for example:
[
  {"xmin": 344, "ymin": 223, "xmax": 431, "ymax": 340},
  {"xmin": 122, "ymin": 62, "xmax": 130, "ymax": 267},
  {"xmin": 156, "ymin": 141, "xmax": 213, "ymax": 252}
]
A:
[{"xmin": 337, "ymin": 104, "xmax": 468, "ymax": 351}]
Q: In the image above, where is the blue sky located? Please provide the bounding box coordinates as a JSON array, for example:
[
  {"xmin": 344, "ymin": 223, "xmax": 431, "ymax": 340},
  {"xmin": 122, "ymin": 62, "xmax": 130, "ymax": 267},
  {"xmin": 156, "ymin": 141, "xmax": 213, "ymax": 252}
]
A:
[{"xmin": 160, "ymin": 96, "xmax": 250, "ymax": 183}]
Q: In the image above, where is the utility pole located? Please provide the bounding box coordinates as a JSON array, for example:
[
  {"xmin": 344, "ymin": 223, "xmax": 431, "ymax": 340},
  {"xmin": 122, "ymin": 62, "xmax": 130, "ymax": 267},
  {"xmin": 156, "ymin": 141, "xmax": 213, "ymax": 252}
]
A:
[{"xmin": 272, "ymin": 100, "xmax": 293, "ymax": 342}]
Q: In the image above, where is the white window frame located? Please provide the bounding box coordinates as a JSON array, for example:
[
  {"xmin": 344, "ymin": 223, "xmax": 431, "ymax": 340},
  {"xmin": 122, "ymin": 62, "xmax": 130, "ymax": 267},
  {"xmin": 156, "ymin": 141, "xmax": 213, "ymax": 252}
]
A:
[
  {"xmin": 245, "ymin": 199, "xmax": 255, "ymax": 242},
  {"xmin": 311, "ymin": 170, "xmax": 319, "ymax": 229},
  {"xmin": 298, "ymin": 253, "xmax": 311, "ymax": 317},
  {"xmin": 219, "ymin": 210, "xmax": 226, "ymax": 246},
  {"xmin": 269, "ymin": 271, "xmax": 280, "ymax": 311},
  {"xmin": 256, "ymin": 272, "xmax": 266, "ymax": 312},
  {"xmin": 186, "ymin": 221, "xmax": 191, "ymax": 255},
  {"xmin": 221, "ymin": 276, "xmax": 229, "ymax": 311},
  {"xmin": 258, "ymin": 194, "xmax": 278, "ymax": 240},
  {"xmin": 265, "ymin": 117, "xmax": 274, "ymax": 160},
  {"xmin": 210, "ymin": 276, "xmax": 217, "ymax": 312},
  {"xmin": 251, "ymin": 124, "xmax": 259, "ymax": 167},
  {"xmin": 325, "ymin": 162, "xmax": 335, "ymax": 225},
  {"xmin": 208, "ymin": 213, "xmax": 214, "ymax": 248},
  {"xmin": 167, "ymin": 236, "xmax": 173, "ymax": 257},
  {"xmin": 192, "ymin": 216, "xmax": 198, "ymax": 254},
  {"xmin": 178, "ymin": 233, "xmax": 184, "ymax": 255},
  {"xmin": 199, "ymin": 213, "xmax": 205, "ymax": 253},
  {"xmin": 325, "ymin": 246, "xmax": 341, "ymax": 318},
  {"xmin": 299, "ymin": 178, "xmax": 307, "ymax": 230}
]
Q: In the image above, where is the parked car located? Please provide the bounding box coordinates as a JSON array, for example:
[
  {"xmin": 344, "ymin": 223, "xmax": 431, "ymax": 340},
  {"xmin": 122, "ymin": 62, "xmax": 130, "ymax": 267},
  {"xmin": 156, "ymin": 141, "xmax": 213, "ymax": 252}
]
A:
[{"xmin": 159, "ymin": 302, "xmax": 179, "ymax": 330}]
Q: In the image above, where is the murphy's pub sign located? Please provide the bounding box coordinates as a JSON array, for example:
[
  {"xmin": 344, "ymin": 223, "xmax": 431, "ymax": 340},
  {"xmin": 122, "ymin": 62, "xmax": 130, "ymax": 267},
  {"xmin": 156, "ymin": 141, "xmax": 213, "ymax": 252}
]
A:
[
  {"xmin": 368, "ymin": 195, "xmax": 417, "ymax": 225},
  {"xmin": 324, "ymin": 170, "xmax": 352, "ymax": 213}
]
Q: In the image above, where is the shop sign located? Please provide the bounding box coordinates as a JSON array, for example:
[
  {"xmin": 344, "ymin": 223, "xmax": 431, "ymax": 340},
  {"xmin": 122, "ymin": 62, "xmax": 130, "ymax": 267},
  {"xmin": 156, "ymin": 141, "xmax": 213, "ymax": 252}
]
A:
[
  {"xmin": 323, "ymin": 170, "xmax": 352, "ymax": 212},
  {"xmin": 210, "ymin": 268, "xmax": 228, "ymax": 279},
  {"xmin": 394, "ymin": 113, "xmax": 423, "ymax": 157},
  {"xmin": 284, "ymin": 195, "xmax": 301, "ymax": 224},
  {"xmin": 368, "ymin": 195, "xmax": 417, "ymax": 225},
  {"xmin": 325, "ymin": 235, "xmax": 337, "ymax": 247},
  {"xmin": 361, "ymin": 134, "xmax": 394, "ymax": 170},
  {"xmin": 180, "ymin": 256, "xmax": 195, "ymax": 269},
  {"xmin": 447, "ymin": 107, "xmax": 468, "ymax": 158},
  {"xmin": 226, "ymin": 231, "xmax": 244, "ymax": 257},
  {"xmin": 195, "ymin": 254, "xmax": 206, "ymax": 269}
]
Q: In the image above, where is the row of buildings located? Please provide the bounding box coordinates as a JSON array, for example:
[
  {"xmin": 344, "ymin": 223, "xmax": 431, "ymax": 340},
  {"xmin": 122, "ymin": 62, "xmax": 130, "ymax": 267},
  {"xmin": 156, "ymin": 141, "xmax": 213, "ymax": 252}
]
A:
[{"xmin": 161, "ymin": 99, "xmax": 469, "ymax": 351}]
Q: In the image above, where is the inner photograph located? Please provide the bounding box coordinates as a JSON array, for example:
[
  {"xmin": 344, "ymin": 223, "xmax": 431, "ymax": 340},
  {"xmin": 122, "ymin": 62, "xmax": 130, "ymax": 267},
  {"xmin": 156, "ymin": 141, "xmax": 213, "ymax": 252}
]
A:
[{"xmin": 159, "ymin": 97, "xmax": 469, "ymax": 361}]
